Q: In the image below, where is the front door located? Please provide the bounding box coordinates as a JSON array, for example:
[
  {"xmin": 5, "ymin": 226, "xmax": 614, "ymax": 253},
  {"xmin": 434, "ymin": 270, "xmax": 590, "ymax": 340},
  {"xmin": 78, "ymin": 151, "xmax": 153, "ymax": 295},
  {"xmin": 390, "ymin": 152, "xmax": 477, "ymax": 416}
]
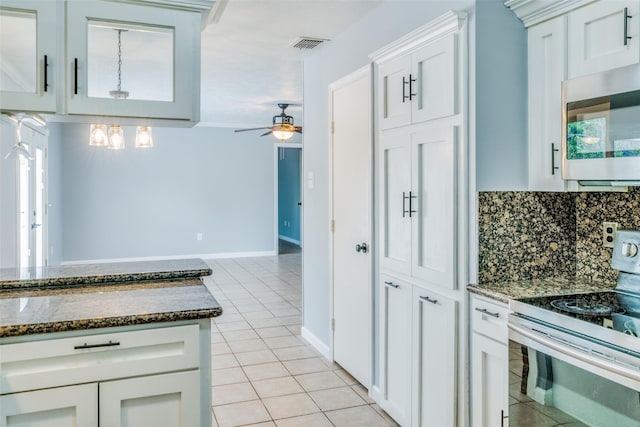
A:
[{"xmin": 330, "ymin": 65, "xmax": 372, "ymax": 387}]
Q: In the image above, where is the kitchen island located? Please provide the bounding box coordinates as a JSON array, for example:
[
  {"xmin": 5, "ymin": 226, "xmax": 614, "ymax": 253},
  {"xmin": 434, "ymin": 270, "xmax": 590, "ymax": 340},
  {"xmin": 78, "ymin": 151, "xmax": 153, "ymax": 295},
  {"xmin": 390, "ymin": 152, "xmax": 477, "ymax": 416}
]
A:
[{"xmin": 0, "ymin": 258, "xmax": 222, "ymax": 427}]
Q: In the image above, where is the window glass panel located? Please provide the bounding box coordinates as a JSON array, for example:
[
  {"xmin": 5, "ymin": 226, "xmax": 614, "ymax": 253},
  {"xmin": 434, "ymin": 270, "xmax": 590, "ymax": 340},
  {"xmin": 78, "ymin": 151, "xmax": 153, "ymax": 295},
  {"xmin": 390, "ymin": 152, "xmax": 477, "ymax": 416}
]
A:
[
  {"xmin": 87, "ymin": 20, "xmax": 174, "ymax": 102},
  {"xmin": 0, "ymin": 9, "xmax": 37, "ymax": 94}
]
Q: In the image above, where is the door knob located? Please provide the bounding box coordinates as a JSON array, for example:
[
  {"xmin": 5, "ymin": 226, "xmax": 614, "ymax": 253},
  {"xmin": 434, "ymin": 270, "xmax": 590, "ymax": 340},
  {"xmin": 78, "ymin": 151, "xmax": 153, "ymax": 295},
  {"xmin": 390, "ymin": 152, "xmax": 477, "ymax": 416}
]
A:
[{"xmin": 355, "ymin": 243, "xmax": 368, "ymax": 253}]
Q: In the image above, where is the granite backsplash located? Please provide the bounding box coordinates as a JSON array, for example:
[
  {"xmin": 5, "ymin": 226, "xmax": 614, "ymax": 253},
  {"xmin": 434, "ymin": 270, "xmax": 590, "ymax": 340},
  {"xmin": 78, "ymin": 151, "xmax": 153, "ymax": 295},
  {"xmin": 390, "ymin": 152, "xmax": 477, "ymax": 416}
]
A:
[{"xmin": 478, "ymin": 188, "xmax": 640, "ymax": 284}]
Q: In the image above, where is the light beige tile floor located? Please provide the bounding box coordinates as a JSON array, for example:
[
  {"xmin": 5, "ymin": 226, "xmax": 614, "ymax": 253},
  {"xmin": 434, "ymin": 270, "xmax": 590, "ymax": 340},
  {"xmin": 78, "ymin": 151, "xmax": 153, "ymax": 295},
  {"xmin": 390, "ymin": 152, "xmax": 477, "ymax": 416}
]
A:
[{"xmin": 203, "ymin": 254, "xmax": 398, "ymax": 427}]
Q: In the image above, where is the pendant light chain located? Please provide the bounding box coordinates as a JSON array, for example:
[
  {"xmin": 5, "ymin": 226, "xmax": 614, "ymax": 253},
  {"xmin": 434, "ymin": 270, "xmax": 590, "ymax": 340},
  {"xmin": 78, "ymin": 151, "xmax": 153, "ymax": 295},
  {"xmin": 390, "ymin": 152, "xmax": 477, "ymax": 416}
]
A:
[{"xmin": 116, "ymin": 29, "xmax": 123, "ymax": 93}]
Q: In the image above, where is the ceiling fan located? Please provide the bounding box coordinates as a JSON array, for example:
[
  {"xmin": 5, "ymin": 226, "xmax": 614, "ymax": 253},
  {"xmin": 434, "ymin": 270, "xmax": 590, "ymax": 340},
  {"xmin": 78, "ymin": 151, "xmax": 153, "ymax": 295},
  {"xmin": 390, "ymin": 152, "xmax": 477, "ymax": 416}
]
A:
[{"xmin": 234, "ymin": 103, "xmax": 302, "ymax": 141}]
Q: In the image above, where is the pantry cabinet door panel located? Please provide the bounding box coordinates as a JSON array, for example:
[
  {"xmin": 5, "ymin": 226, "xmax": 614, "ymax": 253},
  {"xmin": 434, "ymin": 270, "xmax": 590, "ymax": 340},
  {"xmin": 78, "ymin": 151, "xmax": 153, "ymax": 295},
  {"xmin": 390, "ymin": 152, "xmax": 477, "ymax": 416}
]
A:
[
  {"xmin": 412, "ymin": 287, "xmax": 457, "ymax": 427},
  {"xmin": 411, "ymin": 126, "xmax": 456, "ymax": 289},
  {"xmin": 0, "ymin": 383, "xmax": 97, "ymax": 427},
  {"xmin": 378, "ymin": 275, "xmax": 412, "ymax": 426},
  {"xmin": 568, "ymin": 1, "xmax": 640, "ymax": 78},
  {"xmin": 380, "ymin": 130, "xmax": 412, "ymax": 276},
  {"xmin": 411, "ymin": 33, "xmax": 457, "ymax": 124},
  {"xmin": 378, "ymin": 56, "xmax": 412, "ymax": 130}
]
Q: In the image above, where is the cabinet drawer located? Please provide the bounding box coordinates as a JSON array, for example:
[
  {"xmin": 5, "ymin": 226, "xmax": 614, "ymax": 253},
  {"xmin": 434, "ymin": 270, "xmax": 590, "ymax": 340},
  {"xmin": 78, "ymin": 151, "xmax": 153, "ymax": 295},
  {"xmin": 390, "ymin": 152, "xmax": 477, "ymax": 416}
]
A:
[
  {"xmin": 0, "ymin": 324, "xmax": 199, "ymax": 394},
  {"xmin": 471, "ymin": 296, "xmax": 508, "ymax": 343}
]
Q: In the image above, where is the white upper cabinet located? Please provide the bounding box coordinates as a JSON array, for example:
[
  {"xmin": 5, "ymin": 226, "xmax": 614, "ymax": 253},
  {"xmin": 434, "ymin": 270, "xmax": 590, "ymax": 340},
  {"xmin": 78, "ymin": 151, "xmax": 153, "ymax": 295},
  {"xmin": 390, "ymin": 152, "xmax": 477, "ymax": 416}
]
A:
[
  {"xmin": 410, "ymin": 34, "xmax": 457, "ymax": 125},
  {"xmin": 373, "ymin": 12, "xmax": 462, "ymax": 131},
  {"xmin": 0, "ymin": 0, "xmax": 207, "ymax": 121},
  {"xmin": 0, "ymin": 0, "xmax": 58, "ymax": 112},
  {"xmin": 568, "ymin": 0, "xmax": 640, "ymax": 78},
  {"xmin": 528, "ymin": 16, "xmax": 567, "ymax": 191},
  {"xmin": 66, "ymin": 1, "xmax": 200, "ymax": 120}
]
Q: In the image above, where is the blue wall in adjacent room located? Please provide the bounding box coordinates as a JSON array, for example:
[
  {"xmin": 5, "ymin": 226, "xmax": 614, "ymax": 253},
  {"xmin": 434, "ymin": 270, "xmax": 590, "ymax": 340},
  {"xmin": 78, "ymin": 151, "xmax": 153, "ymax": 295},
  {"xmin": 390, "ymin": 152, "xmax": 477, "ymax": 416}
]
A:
[{"xmin": 278, "ymin": 147, "xmax": 301, "ymax": 244}]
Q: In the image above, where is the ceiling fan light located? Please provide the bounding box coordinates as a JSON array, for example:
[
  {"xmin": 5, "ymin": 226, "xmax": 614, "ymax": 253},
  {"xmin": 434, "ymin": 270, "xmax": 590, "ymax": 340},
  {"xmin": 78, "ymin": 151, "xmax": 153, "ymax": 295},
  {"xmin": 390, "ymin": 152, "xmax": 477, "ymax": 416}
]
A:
[
  {"xmin": 108, "ymin": 125, "xmax": 125, "ymax": 150},
  {"xmin": 135, "ymin": 126, "xmax": 153, "ymax": 148},
  {"xmin": 89, "ymin": 124, "xmax": 109, "ymax": 146},
  {"xmin": 272, "ymin": 124, "xmax": 295, "ymax": 141}
]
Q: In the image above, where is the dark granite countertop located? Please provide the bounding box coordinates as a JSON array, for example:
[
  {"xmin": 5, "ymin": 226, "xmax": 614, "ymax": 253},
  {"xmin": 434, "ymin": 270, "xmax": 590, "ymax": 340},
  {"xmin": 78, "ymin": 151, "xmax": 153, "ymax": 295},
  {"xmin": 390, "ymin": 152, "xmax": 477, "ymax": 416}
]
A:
[
  {"xmin": 0, "ymin": 278, "xmax": 222, "ymax": 338},
  {"xmin": 0, "ymin": 258, "xmax": 212, "ymax": 290},
  {"xmin": 467, "ymin": 277, "xmax": 615, "ymax": 304}
]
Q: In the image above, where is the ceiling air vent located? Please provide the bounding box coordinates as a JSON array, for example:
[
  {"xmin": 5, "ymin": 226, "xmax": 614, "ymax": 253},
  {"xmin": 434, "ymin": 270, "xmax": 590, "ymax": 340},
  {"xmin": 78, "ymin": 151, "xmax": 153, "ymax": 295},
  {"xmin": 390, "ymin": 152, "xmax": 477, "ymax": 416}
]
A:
[{"xmin": 290, "ymin": 37, "xmax": 329, "ymax": 50}]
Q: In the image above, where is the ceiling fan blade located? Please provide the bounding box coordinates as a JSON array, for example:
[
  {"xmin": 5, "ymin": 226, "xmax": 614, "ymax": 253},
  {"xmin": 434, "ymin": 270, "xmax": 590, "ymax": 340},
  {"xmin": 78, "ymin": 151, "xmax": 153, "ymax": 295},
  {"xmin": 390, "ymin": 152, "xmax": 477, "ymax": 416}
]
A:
[
  {"xmin": 260, "ymin": 130, "xmax": 273, "ymax": 137},
  {"xmin": 234, "ymin": 127, "xmax": 272, "ymax": 133},
  {"xmin": 295, "ymin": 127, "xmax": 303, "ymax": 134}
]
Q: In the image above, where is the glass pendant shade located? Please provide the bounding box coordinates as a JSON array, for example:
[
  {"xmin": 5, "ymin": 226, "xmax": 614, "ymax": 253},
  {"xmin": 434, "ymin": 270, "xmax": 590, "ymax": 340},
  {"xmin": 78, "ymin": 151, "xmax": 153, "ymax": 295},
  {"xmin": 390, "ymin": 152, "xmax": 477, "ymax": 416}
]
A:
[
  {"xmin": 135, "ymin": 126, "xmax": 153, "ymax": 148},
  {"xmin": 108, "ymin": 125, "xmax": 125, "ymax": 150},
  {"xmin": 89, "ymin": 124, "xmax": 109, "ymax": 146},
  {"xmin": 272, "ymin": 123, "xmax": 295, "ymax": 141}
]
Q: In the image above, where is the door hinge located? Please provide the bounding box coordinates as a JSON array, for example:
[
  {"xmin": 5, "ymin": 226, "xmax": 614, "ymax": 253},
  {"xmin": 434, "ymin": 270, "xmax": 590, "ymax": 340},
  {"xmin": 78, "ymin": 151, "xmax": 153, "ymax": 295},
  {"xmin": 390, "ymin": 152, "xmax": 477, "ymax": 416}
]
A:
[
  {"xmin": 330, "ymin": 219, "xmax": 335, "ymax": 232},
  {"xmin": 331, "ymin": 318, "xmax": 335, "ymax": 331},
  {"xmin": 331, "ymin": 121, "xmax": 335, "ymax": 134}
]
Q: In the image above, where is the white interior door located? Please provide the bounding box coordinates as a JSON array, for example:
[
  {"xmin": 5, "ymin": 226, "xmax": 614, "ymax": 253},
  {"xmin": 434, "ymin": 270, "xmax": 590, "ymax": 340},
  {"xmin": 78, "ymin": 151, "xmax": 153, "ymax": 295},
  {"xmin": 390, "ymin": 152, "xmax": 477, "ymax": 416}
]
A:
[
  {"xmin": 17, "ymin": 126, "xmax": 47, "ymax": 268},
  {"xmin": 330, "ymin": 65, "xmax": 372, "ymax": 387}
]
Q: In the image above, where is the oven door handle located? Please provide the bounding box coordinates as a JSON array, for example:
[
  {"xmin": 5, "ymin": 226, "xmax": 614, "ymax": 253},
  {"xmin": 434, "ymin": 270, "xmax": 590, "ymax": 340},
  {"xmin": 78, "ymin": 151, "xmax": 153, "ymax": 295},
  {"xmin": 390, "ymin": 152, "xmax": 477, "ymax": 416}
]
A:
[{"xmin": 508, "ymin": 322, "xmax": 640, "ymax": 385}]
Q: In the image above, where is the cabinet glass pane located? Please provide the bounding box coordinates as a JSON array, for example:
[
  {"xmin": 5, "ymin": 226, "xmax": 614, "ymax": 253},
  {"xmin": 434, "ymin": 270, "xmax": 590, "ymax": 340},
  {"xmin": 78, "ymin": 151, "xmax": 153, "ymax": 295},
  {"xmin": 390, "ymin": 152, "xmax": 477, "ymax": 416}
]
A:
[
  {"xmin": 0, "ymin": 9, "xmax": 37, "ymax": 94},
  {"xmin": 87, "ymin": 20, "xmax": 173, "ymax": 102}
]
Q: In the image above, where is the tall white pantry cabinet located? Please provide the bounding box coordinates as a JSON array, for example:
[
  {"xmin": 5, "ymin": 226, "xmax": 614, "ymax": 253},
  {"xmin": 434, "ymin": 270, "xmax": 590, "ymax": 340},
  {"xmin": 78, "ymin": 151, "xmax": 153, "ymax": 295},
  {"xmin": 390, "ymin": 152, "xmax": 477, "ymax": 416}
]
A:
[{"xmin": 370, "ymin": 11, "xmax": 468, "ymax": 427}]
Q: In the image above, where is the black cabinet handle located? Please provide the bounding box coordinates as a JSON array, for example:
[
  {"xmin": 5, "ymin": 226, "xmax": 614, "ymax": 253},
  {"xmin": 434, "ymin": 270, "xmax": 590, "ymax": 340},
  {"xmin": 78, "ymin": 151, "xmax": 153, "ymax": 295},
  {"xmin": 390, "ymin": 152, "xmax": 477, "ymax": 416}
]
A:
[
  {"xmin": 551, "ymin": 143, "xmax": 559, "ymax": 175},
  {"xmin": 402, "ymin": 192, "xmax": 409, "ymax": 218},
  {"xmin": 74, "ymin": 58, "xmax": 78, "ymax": 95},
  {"xmin": 409, "ymin": 191, "xmax": 417, "ymax": 217},
  {"xmin": 384, "ymin": 281, "xmax": 399, "ymax": 289},
  {"xmin": 420, "ymin": 295, "xmax": 438, "ymax": 304},
  {"xmin": 74, "ymin": 340, "xmax": 120, "ymax": 350},
  {"xmin": 402, "ymin": 76, "xmax": 410, "ymax": 103},
  {"xmin": 43, "ymin": 55, "xmax": 49, "ymax": 92},
  {"xmin": 624, "ymin": 7, "xmax": 632, "ymax": 46},
  {"xmin": 408, "ymin": 73, "xmax": 417, "ymax": 101}
]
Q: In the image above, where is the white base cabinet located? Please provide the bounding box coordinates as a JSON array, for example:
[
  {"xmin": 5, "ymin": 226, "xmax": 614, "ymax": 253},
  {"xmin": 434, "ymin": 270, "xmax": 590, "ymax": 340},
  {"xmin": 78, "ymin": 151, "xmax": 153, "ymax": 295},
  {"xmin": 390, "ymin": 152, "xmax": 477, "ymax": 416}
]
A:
[
  {"xmin": 0, "ymin": 321, "xmax": 210, "ymax": 427},
  {"xmin": 377, "ymin": 274, "xmax": 457, "ymax": 427},
  {"xmin": 412, "ymin": 286, "xmax": 457, "ymax": 427},
  {"xmin": 0, "ymin": 384, "xmax": 98, "ymax": 427},
  {"xmin": 470, "ymin": 295, "xmax": 509, "ymax": 427}
]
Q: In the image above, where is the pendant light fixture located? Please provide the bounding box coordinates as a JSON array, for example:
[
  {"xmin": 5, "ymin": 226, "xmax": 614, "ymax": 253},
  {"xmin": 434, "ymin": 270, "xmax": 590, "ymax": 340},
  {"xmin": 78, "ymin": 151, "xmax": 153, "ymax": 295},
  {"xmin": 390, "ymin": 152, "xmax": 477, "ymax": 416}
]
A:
[
  {"xmin": 108, "ymin": 125, "xmax": 125, "ymax": 150},
  {"xmin": 135, "ymin": 126, "xmax": 153, "ymax": 148},
  {"xmin": 89, "ymin": 124, "xmax": 109, "ymax": 146}
]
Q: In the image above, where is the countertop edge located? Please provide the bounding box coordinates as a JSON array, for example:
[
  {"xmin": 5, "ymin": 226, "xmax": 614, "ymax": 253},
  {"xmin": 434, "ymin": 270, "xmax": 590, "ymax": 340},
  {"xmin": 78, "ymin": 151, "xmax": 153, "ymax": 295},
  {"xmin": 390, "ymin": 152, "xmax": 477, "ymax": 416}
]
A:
[
  {"xmin": 0, "ymin": 268, "xmax": 213, "ymax": 290},
  {"xmin": 0, "ymin": 306, "xmax": 223, "ymax": 339}
]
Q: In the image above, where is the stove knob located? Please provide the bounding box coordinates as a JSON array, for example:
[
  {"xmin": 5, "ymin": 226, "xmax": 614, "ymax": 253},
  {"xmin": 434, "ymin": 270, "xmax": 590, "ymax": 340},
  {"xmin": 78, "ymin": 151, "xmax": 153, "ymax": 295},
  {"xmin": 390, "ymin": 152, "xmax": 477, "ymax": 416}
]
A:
[{"xmin": 621, "ymin": 242, "xmax": 639, "ymax": 257}]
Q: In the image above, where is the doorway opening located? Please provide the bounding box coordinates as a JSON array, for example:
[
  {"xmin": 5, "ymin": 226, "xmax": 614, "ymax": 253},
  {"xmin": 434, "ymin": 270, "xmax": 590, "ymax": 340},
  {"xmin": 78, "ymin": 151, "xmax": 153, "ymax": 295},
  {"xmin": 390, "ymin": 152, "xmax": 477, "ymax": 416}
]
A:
[{"xmin": 275, "ymin": 144, "xmax": 302, "ymax": 255}]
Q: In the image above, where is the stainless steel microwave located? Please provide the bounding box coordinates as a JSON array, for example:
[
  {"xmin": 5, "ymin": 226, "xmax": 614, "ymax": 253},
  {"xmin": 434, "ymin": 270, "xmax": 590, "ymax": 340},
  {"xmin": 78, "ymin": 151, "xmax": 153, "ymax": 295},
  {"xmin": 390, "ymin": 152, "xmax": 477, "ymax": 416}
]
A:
[{"xmin": 562, "ymin": 63, "xmax": 640, "ymax": 185}]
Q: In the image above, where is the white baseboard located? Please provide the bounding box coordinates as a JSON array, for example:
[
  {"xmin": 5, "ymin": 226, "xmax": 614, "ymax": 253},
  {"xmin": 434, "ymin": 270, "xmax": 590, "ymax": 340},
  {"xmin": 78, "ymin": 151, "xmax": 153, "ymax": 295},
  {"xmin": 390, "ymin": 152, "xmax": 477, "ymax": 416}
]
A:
[
  {"xmin": 301, "ymin": 326, "xmax": 331, "ymax": 361},
  {"xmin": 278, "ymin": 235, "xmax": 301, "ymax": 246},
  {"xmin": 60, "ymin": 250, "xmax": 278, "ymax": 265}
]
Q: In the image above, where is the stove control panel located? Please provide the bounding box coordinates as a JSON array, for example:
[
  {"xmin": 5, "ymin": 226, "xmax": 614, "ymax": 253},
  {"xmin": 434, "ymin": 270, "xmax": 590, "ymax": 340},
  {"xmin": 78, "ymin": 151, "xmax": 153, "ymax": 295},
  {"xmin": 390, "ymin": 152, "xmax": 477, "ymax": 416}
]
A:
[{"xmin": 611, "ymin": 230, "xmax": 640, "ymax": 273}]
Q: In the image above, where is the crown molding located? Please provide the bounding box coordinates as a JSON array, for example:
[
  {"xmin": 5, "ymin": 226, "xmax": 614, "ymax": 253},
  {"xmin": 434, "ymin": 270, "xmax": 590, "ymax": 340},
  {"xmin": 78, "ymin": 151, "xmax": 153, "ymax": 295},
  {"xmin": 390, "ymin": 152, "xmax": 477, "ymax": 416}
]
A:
[
  {"xmin": 504, "ymin": 0, "xmax": 596, "ymax": 27},
  {"xmin": 369, "ymin": 10, "xmax": 467, "ymax": 63}
]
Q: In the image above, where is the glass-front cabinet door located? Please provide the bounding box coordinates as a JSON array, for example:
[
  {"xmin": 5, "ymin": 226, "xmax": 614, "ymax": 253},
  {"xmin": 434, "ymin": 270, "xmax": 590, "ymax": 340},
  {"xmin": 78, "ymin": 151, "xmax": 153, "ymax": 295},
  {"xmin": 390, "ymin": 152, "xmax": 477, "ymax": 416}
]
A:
[
  {"xmin": 66, "ymin": 0, "xmax": 200, "ymax": 120},
  {"xmin": 0, "ymin": 0, "xmax": 57, "ymax": 112}
]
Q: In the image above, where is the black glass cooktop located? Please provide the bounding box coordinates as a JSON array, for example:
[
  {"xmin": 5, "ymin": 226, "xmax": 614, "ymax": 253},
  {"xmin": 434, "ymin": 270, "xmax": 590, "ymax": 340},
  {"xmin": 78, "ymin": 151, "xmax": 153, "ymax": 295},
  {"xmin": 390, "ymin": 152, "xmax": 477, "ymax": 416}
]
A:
[{"xmin": 517, "ymin": 291, "xmax": 640, "ymax": 336}]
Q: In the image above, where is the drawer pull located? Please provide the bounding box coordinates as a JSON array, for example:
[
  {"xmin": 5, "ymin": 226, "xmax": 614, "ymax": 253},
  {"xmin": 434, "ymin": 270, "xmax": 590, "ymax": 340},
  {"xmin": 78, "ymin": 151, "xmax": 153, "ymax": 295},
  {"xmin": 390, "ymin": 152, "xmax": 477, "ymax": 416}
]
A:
[
  {"xmin": 384, "ymin": 281, "xmax": 399, "ymax": 289},
  {"xmin": 420, "ymin": 296, "xmax": 438, "ymax": 304},
  {"xmin": 74, "ymin": 340, "xmax": 120, "ymax": 350},
  {"xmin": 475, "ymin": 307, "xmax": 500, "ymax": 318}
]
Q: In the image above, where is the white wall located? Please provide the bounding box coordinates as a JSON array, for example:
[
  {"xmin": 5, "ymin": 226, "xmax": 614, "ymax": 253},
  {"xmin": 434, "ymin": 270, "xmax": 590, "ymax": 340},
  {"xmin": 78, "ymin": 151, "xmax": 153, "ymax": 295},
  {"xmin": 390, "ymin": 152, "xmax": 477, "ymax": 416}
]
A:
[
  {"xmin": 58, "ymin": 124, "xmax": 276, "ymax": 262},
  {"xmin": 302, "ymin": 0, "xmax": 475, "ymax": 349}
]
